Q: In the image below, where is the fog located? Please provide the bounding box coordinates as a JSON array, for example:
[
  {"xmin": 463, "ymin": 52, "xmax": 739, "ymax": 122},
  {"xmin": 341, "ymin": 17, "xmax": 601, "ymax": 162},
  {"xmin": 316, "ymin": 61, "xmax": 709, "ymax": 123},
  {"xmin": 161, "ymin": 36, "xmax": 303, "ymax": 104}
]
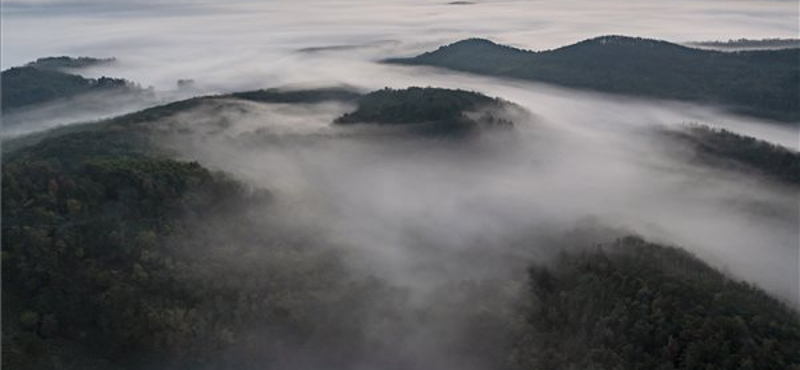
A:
[
  {"xmin": 3, "ymin": 0, "xmax": 798, "ymax": 88},
  {"xmin": 2, "ymin": 0, "xmax": 798, "ymax": 367},
  {"xmin": 148, "ymin": 86, "xmax": 798, "ymax": 304},
  {"xmin": 127, "ymin": 85, "xmax": 797, "ymax": 367},
  {"xmin": 2, "ymin": 89, "xmax": 163, "ymax": 137}
]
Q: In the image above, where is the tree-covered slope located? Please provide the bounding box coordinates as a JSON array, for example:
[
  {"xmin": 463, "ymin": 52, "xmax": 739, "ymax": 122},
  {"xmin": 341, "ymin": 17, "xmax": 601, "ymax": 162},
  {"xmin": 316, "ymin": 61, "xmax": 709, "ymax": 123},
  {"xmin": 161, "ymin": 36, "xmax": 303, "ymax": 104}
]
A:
[
  {"xmin": 514, "ymin": 236, "xmax": 800, "ymax": 370},
  {"xmin": 661, "ymin": 124, "xmax": 800, "ymax": 186},
  {"xmin": 231, "ymin": 86, "xmax": 361, "ymax": 104},
  {"xmin": 26, "ymin": 56, "xmax": 115, "ymax": 71},
  {"xmin": 388, "ymin": 36, "xmax": 800, "ymax": 123},
  {"xmin": 334, "ymin": 87, "xmax": 514, "ymax": 135},
  {"xmin": 0, "ymin": 100, "xmax": 395, "ymax": 369},
  {"xmin": 1, "ymin": 64, "xmax": 138, "ymax": 112}
]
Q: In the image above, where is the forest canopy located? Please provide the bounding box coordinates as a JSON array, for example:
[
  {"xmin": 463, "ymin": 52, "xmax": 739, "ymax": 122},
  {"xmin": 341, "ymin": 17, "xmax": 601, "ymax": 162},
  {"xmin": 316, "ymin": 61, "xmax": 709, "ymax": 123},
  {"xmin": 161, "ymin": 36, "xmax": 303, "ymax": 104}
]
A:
[
  {"xmin": 515, "ymin": 237, "xmax": 800, "ymax": 370},
  {"xmin": 1, "ymin": 59, "xmax": 139, "ymax": 112}
]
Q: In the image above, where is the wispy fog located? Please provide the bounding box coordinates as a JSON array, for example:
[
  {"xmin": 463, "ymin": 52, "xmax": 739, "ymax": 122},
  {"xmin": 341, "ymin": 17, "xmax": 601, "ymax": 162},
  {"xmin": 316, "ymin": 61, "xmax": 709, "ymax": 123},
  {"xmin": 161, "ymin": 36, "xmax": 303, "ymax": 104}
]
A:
[
  {"xmin": 3, "ymin": 0, "xmax": 797, "ymax": 303},
  {"xmin": 2, "ymin": 1, "xmax": 798, "ymax": 366},
  {"xmin": 141, "ymin": 88, "xmax": 798, "ymax": 309},
  {"xmin": 3, "ymin": 90, "xmax": 159, "ymax": 137}
]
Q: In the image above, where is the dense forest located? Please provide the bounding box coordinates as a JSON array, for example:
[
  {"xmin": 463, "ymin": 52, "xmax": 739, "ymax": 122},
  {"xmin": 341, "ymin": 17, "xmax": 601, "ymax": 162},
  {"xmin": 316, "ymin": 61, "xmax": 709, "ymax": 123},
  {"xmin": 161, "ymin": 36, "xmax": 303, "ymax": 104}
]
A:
[
  {"xmin": 25, "ymin": 56, "xmax": 116, "ymax": 71},
  {"xmin": 661, "ymin": 124, "xmax": 800, "ymax": 186},
  {"xmin": 335, "ymin": 87, "xmax": 514, "ymax": 135},
  {"xmin": 1, "ymin": 58, "xmax": 140, "ymax": 112},
  {"xmin": 231, "ymin": 87, "xmax": 361, "ymax": 104},
  {"xmin": 387, "ymin": 36, "xmax": 800, "ymax": 123},
  {"xmin": 1, "ymin": 94, "xmax": 400, "ymax": 369},
  {"xmin": 515, "ymin": 237, "xmax": 800, "ymax": 370}
]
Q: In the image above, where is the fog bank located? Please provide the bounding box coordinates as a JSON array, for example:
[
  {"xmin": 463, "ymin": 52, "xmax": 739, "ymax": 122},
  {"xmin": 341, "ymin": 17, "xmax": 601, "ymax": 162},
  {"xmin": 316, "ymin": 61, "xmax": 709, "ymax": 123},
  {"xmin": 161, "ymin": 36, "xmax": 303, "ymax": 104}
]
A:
[{"xmin": 143, "ymin": 92, "xmax": 798, "ymax": 308}]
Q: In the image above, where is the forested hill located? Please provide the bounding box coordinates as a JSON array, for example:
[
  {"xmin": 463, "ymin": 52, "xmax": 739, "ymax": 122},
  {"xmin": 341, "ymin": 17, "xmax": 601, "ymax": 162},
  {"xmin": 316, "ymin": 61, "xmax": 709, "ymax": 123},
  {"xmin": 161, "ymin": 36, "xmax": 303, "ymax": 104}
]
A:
[
  {"xmin": 25, "ymin": 56, "xmax": 116, "ymax": 71},
  {"xmin": 0, "ymin": 90, "xmax": 395, "ymax": 369},
  {"xmin": 661, "ymin": 124, "xmax": 800, "ymax": 186},
  {"xmin": 515, "ymin": 236, "xmax": 800, "ymax": 370},
  {"xmin": 1, "ymin": 60, "xmax": 139, "ymax": 112},
  {"xmin": 231, "ymin": 86, "xmax": 361, "ymax": 103},
  {"xmin": 387, "ymin": 36, "xmax": 800, "ymax": 123},
  {"xmin": 334, "ymin": 87, "xmax": 514, "ymax": 135},
  {"xmin": 688, "ymin": 38, "xmax": 800, "ymax": 51}
]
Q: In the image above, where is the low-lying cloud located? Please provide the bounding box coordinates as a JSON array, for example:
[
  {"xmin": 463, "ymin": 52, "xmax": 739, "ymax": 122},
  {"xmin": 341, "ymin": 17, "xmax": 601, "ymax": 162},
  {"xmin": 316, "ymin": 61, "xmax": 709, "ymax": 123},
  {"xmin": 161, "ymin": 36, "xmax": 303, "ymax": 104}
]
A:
[
  {"xmin": 3, "ymin": 1, "xmax": 798, "ymax": 367},
  {"xmin": 146, "ymin": 92, "xmax": 798, "ymax": 308},
  {"xmin": 3, "ymin": 0, "xmax": 796, "ymax": 304}
]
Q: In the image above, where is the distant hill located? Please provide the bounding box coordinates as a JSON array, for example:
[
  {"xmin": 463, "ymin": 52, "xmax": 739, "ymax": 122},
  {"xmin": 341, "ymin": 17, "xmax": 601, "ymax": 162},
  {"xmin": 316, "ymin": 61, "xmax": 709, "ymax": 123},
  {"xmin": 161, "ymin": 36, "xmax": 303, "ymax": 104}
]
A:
[
  {"xmin": 2, "ymin": 59, "xmax": 138, "ymax": 113},
  {"xmin": 26, "ymin": 56, "xmax": 115, "ymax": 71},
  {"xmin": 387, "ymin": 36, "xmax": 800, "ymax": 123},
  {"xmin": 2, "ymin": 87, "xmax": 375, "ymax": 153},
  {"xmin": 231, "ymin": 86, "xmax": 361, "ymax": 104},
  {"xmin": 688, "ymin": 38, "xmax": 800, "ymax": 51},
  {"xmin": 334, "ymin": 87, "xmax": 514, "ymax": 135}
]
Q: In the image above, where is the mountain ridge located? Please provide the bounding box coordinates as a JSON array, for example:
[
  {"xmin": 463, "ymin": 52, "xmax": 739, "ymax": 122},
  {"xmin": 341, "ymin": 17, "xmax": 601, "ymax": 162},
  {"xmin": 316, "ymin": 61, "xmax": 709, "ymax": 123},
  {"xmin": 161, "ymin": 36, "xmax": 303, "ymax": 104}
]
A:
[{"xmin": 387, "ymin": 35, "xmax": 800, "ymax": 123}]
